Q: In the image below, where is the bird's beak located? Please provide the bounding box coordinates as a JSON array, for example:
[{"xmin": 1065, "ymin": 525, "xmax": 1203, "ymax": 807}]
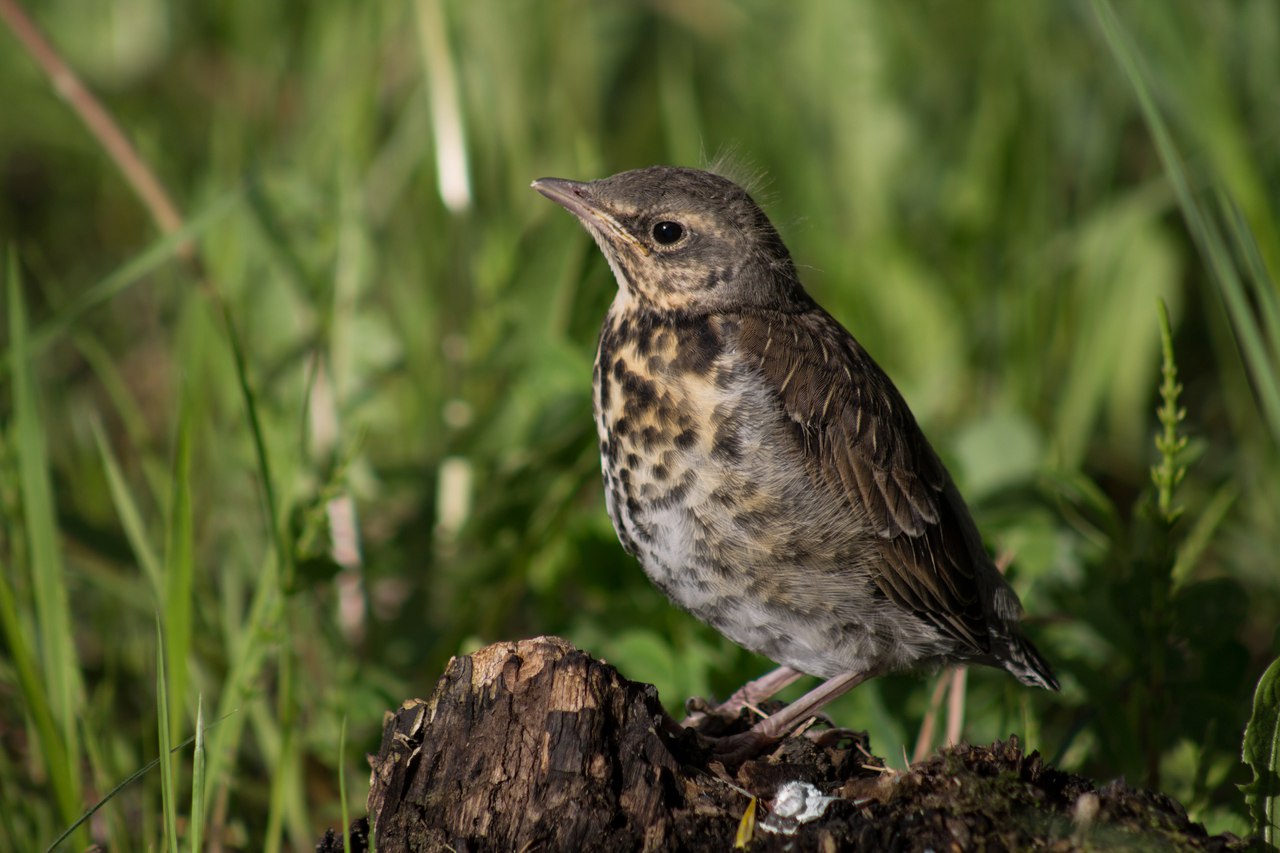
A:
[
  {"xmin": 532, "ymin": 177, "xmax": 648, "ymax": 256},
  {"xmin": 531, "ymin": 177, "xmax": 595, "ymax": 220}
]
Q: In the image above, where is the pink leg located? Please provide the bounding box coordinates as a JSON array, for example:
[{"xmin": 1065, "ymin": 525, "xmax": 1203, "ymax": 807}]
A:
[
  {"xmin": 683, "ymin": 665, "xmax": 804, "ymax": 726},
  {"xmin": 749, "ymin": 668, "xmax": 877, "ymax": 741},
  {"xmin": 710, "ymin": 668, "xmax": 879, "ymax": 762},
  {"xmin": 718, "ymin": 665, "xmax": 805, "ymax": 715}
]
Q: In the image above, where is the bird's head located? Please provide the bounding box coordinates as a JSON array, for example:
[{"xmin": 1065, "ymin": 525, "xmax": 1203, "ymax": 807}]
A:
[{"xmin": 533, "ymin": 166, "xmax": 806, "ymax": 313}]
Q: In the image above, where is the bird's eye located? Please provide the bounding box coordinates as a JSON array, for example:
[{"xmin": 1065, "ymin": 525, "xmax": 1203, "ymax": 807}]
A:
[{"xmin": 651, "ymin": 221, "xmax": 684, "ymax": 245}]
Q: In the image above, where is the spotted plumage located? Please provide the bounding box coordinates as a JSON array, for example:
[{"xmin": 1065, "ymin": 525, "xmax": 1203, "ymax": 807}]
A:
[{"xmin": 533, "ymin": 166, "xmax": 1056, "ymax": 749}]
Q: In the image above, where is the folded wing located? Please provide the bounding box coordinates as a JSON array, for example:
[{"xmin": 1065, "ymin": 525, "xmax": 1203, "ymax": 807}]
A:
[{"xmin": 736, "ymin": 308, "xmax": 991, "ymax": 654}]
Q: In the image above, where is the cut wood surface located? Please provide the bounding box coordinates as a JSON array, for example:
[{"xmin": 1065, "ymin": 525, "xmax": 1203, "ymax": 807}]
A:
[{"xmin": 317, "ymin": 636, "xmax": 1249, "ymax": 852}]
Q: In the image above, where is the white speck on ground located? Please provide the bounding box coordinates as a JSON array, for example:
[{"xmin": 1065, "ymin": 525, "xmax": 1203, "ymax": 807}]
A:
[{"xmin": 759, "ymin": 780, "xmax": 837, "ymax": 835}]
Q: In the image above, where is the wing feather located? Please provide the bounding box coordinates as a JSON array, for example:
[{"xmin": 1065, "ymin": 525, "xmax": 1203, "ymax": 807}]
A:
[{"xmin": 736, "ymin": 308, "xmax": 991, "ymax": 652}]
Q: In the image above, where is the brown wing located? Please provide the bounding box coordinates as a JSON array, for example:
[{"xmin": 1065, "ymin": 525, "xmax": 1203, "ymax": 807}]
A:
[{"xmin": 735, "ymin": 308, "xmax": 990, "ymax": 653}]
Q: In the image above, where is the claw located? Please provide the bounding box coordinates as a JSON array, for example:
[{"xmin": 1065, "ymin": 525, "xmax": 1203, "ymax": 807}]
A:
[
  {"xmin": 804, "ymin": 726, "xmax": 863, "ymax": 749},
  {"xmin": 681, "ymin": 694, "xmax": 747, "ymax": 732},
  {"xmin": 710, "ymin": 728, "xmax": 780, "ymax": 767}
]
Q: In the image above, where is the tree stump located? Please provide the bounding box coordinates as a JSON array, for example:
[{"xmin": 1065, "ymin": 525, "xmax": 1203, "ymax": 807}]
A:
[{"xmin": 320, "ymin": 636, "xmax": 1249, "ymax": 852}]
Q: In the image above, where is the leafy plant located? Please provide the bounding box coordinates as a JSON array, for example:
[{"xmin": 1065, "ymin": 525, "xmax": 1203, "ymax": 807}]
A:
[
  {"xmin": 1043, "ymin": 300, "xmax": 1253, "ymax": 830},
  {"xmin": 1242, "ymin": 657, "xmax": 1280, "ymax": 846}
]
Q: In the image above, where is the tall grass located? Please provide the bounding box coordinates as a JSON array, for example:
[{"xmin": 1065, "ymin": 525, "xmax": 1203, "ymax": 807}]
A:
[
  {"xmin": 1, "ymin": 0, "xmax": 1277, "ymax": 846},
  {"xmin": 4, "ymin": 255, "xmax": 87, "ymax": 849}
]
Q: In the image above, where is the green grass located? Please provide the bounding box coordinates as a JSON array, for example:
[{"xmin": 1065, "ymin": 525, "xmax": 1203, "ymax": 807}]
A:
[{"xmin": 2, "ymin": 0, "xmax": 1278, "ymax": 847}]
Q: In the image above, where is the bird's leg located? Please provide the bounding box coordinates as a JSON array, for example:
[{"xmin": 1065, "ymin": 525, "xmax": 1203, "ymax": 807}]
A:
[
  {"xmin": 712, "ymin": 668, "xmax": 879, "ymax": 762},
  {"xmin": 722, "ymin": 665, "xmax": 805, "ymax": 714},
  {"xmin": 749, "ymin": 668, "xmax": 876, "ymax": 740},
  {"xmin": 683, "ymin": 665, "xmax": 804, "ymax": 726}
]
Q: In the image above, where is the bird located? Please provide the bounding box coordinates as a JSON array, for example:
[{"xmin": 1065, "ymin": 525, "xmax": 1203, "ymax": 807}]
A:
[{"xmin": 532, "ymin": 166, "xmax": 1057, "ymax": 758}]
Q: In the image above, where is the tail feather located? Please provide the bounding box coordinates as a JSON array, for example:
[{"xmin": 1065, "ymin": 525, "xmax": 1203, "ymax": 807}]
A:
[
  {"xmin": 982, "ymin": 574, "xmax": 1059, "ymax": 691},
  {"xmin": 1003, "ymin": 632, "xmax": 1059, "ymax": 691}
]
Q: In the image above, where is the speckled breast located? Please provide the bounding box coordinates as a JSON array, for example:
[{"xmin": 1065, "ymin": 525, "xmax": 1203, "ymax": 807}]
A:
[
  {"xmin": 592, "ymin": 307, "xmax": 728, "ymax": 563},
  {"xmin": 590, "ymin": 304, "xmax": 901, "ymax": 677}
]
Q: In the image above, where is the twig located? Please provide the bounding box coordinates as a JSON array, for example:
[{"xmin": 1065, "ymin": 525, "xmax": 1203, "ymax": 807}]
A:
[
  {"xmin": 944, "ymin": 667, "xmax": 968, "ymax": 747},
  {"xmin": 0, "ymin": 0, "xmax": 188, "ymax": 255},
  {"xmin": 911, "ymin": 671, "xmax": 951, "ymax": 763}
]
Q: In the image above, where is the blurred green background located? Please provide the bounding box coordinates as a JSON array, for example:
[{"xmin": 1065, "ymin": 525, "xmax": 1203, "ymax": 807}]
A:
[{"xmin": 2, "ymin": 0, "xmax": 1278, "ymax": 849}]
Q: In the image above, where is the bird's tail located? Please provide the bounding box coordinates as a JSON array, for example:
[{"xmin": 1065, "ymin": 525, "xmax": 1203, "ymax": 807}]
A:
[{"xmin": 1002, "ymin": 632, "xmax": 1060, "ymax": 691}]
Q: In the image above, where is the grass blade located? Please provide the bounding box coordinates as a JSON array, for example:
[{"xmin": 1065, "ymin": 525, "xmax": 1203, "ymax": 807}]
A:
[
  {"xmin": 1091, "ymin": 0, "xmax": 1280, "ymax": 440},
  {"xmin": 216, "ymin": 295, "xmax": 289, "ymax": 582},
  {"xmin": 0, "ymin": 554, "xmax": 76, "ymax": 846},
  {"xmin": 202, "ymin": 553, "xmax": 278, "ymax": 836},
  {"xmin": 45, "ymin": 713, "xmax": 234, "ymax": 852},
  {"xmin": 339, "ymin": 716, "xmax": 351, "ymax": 853},
  {"xmin": 156, "ymin": 617, "xmax": 179, "ymax": 853},
  {"xmin": 6, "ymin": 251, "xmax": 85, "ymax": 841},
  {"xmin": 163, "ymin": 376, "xmax": 196, "ymax": 741},
  {"xmin": 20, "ymin": 190, "xmax": 242, "ymax": 365},
  {"xmin": 89, "ymin": 417, "xmax": 163, "ymax": 595},
  {"xmin": 190, "ymin": 697, "xmax": 206, "ymax": 853}
]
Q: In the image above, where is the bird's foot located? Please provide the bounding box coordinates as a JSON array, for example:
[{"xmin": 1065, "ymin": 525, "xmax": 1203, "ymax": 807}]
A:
[
  {"xmin": 682, "ymin": 695, "xmax": 720, "ymax": 718},
  {"xmin": 681, "ymin": 665, "xmax": 806, "ymax": 733},
  {"xmin": 708, "ymin": 728, "xmax": 781, "ymax": 767},
  {"xmin": 681, "ymin": 695, "xmax": 747, "ymax": 732},
  {"xmin": 803, "ymin": 725, "xmax": 864, "ymax": 750}
]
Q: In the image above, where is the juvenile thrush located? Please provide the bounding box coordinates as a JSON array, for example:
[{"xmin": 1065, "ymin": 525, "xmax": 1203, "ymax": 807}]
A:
[{"xmin": 533, "ymin": 166, "xmax": 1057, "ymax": 756}]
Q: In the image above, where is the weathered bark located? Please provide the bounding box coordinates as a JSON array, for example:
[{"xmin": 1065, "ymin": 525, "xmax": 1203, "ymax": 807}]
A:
[{"xmin": 321, "ymin": 636, "xmax": 1249, "ymax": 852}]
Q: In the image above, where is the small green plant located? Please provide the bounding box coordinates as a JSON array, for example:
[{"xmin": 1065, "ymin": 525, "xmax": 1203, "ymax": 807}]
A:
[
  {"xmin": 1047, "ymin": 301, "xmax": 1251, "ymax": 828},
  {"xmin": 1242, "ymin": 656, "xmax": 1280, "ymax": 846},
  {"xmin": 1151, "ymin": 302, "xmax": 1187, "ymax": 525}
]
